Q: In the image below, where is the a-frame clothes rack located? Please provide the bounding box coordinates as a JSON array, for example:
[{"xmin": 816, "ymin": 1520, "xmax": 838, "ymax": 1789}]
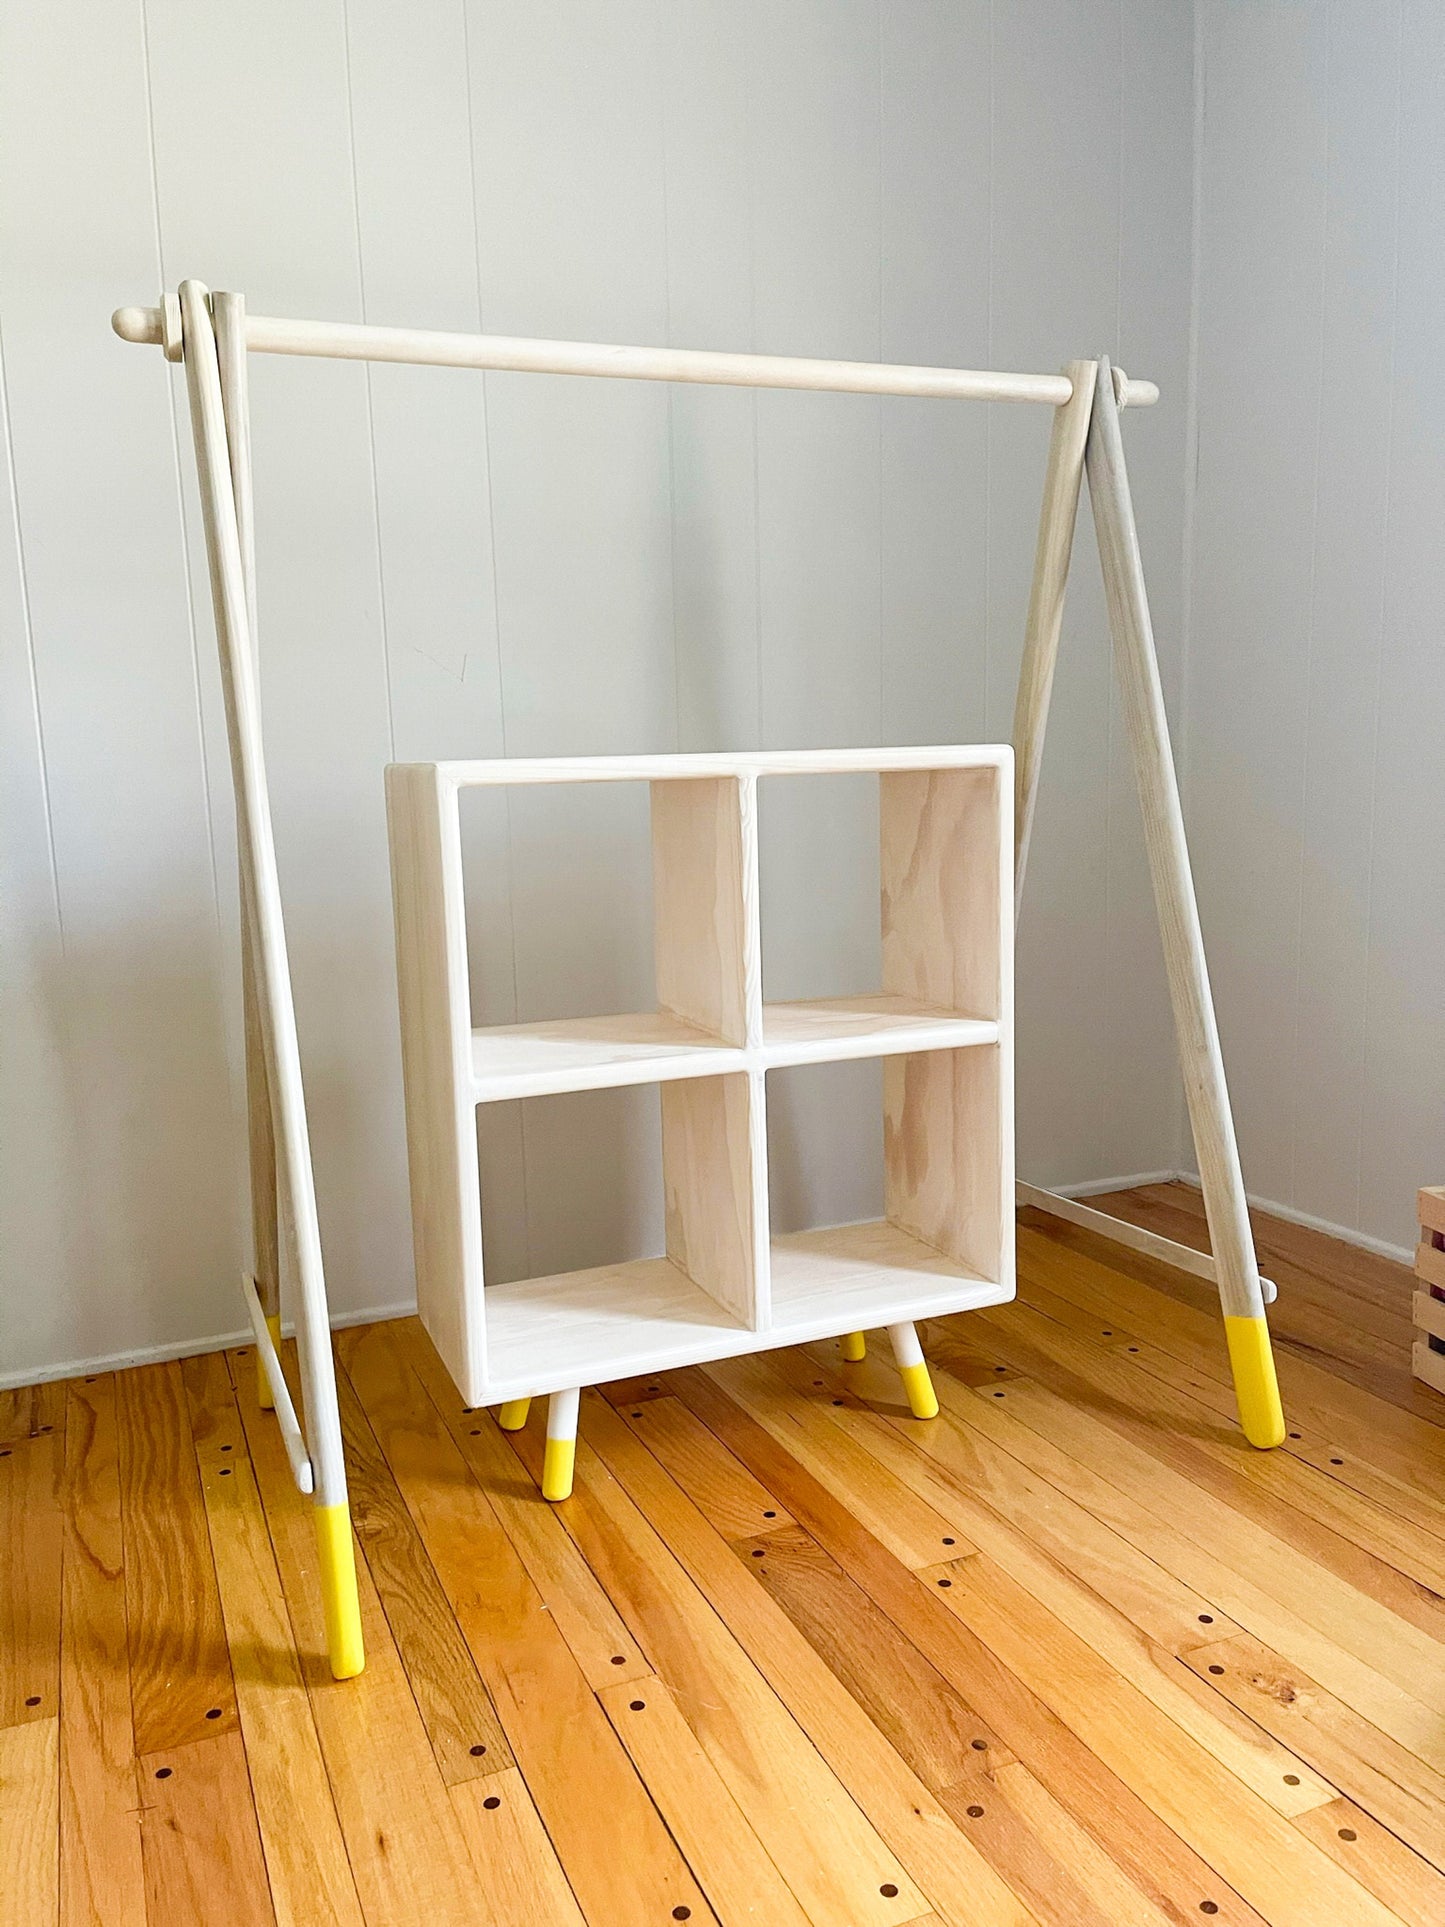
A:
[{"xmin": 113, "ymin": 282, "xmax": 1286, "ymax": 1682}]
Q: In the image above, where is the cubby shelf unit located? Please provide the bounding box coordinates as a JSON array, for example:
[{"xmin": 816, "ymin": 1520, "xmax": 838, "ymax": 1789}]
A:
[{"xmin": 386, "ymin": 747, "xmax": 1015, "ymax": 1409}]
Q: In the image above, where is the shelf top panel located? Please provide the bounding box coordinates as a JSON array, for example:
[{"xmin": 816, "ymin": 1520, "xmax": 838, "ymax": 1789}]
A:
[
  {"xmin": 395, "ymin": 744, "xmax": 1012, "ymax": 788},
  {"xmin": 762, "ymin": 996, "xmax": 998, "ymax": 1066}
]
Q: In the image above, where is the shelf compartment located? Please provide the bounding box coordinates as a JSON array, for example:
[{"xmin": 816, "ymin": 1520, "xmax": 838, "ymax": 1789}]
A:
[
  {"xmin": 761, "ymin": 994, "xmax": 997, "ymax": 1066},
  {"xmin": 469, "ymin": 1010, "xmax": 744, "ymax": 1101},
  {"xmin": 768, "ymin": 1219, "xmax": 1005, "ymax": 1335},
  {"xmin": 483, "ymin": 1255, "xmax": 750, "ymax": 1399}
]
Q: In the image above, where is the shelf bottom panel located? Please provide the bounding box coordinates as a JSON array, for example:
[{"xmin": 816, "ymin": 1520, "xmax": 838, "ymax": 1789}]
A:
[{"xmin": 470, "ymin": 1220, "xmax": 1008, "ymax": 1403}]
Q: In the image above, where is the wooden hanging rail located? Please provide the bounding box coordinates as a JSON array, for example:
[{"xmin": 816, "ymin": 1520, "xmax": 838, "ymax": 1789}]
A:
[{"xmin": 112, "ymin": 300, "xmax": 1158, "ymax": 408}]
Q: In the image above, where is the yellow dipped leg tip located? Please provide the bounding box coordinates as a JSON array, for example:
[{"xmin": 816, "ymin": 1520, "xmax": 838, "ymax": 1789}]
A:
[
  {"xmin": 839, "ymin": 1332, "xmax": 868, "ymax": 1363},
  {"xmin": 315, "ymin": 1503, "xmax": 364, "ymax": 1679},
  {"xmin": 256, "ymin": 1313, "xmax": 282, "ymax": 1410},
  {"xmin": 542, "ymin": 1435, "xmax": 576, "ymax": 1502},
  {"xmin": 497, "ymin": 1398, "xmax": 531, "ymax": 1432},
  {"xmin": 1224, "ymin": 1314, "xmax": 1286, "ymax": 1449},
  {"xmin": 898, "ymin": 1359, "xmax": 939, "ymax": 1421}
]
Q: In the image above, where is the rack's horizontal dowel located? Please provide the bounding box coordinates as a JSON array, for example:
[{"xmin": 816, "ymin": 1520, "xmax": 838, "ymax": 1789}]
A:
[
  {"xmin": 1017, "ymin": 1182, "xmax": 1276, "ymax": 1304},
  {"xmin": 112, "ymin": 303, "xmax": 1158, "ymax": 408}
]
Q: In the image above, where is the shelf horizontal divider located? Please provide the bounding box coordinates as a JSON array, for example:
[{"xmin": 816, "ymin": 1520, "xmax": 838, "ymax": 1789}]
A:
[
  {"xmin": 760, "ymin": 996, "xmax": 998, "ymax": 1066},
  {"xmin": 468, "ymin": 999, "xmax": 998, "ymax": 1101},
  {"xmin": 472, "ymin": 1220, "xmax": 1008, "ymax": 1403},
  {"xmin": 469, "ymin": 1010, "xmax": 745, "ymax": 1101}
]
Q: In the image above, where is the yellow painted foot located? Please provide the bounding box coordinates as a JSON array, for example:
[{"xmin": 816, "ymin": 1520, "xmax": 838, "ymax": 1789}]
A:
[
  {"xmin": 497, "ymin": 1398, "xmax": 531, "ymax": 1432},
  {"xmin": 839, "ymin": 1331, "xmax": 868, "ymax": 1363},
  {"xmin": 542, "ymin": 1387, "xmax": 580, "ymax": 1500},
  {"xmin": 541, "ymin": 1435, "xmax": 576, "ymax": 1502},
  {"xmin": 1224, "ymin": 1315, "xmax": 1286, "ymax": 1449},
  {"xmin": 898, "ymin": 1360, "xmax": 940, "ymax": 1421},
  {"xmin": 315, "ymin": 1502, "xmax": 365, "ymax": 1679},
  {"xmin": 256, "ymin": 1312, "xmax": 282, "ymax": 1410}
]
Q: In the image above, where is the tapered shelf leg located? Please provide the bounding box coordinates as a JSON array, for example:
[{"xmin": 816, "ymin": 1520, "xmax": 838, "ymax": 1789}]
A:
[
  {"xmin": 839, "ymin": 1332, "xmax": 868, "ymax": 1363},
  {"xmin": 887, "ymin": 1322, "xmax": 939, "ymax": 1419},
  {"xmin": 542, "ymin": 1387, "xmax": 580, "ymax": 1501},
  {"xmin": 497, "ymin": 1398, "xmax": 531, "ymax": 1432}
]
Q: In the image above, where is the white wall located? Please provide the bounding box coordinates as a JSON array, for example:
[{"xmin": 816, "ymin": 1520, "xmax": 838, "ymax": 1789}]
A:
[
  {"xmin": 1, "ymin": 0, "xmax": 1194, "ymax": 1384},
  {"xmin": 1187, "ymin": 0, "xmax": 1445, "ymax": 1256}
]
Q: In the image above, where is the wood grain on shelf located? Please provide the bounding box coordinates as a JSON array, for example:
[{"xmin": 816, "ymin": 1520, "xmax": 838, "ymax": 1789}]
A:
[
  {"xmin": 18, "ymin": 1187, "xmax": 1444, "ymax": 1924},
  {"xmin": 887, "ymin": 1047, "xmax": 1004, "ymax": 1281},
  {"xmin": 661, "ymin": 1073, "xmax": 760, "ymax": 1325},
  {"xmin": 881, "ymin": 764, "xmax": 1001, "ymax": 1018},
  {"xmin": 651, "ymin": 775, "xmax": 752, "ymax": 1045},
  {"xmin": 470, "ymin": 1009, "xmax": 744, "ymax": 1100}
]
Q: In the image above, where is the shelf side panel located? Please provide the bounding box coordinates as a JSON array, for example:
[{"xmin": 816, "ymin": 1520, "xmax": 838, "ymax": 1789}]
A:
[
  {"xmin": 385, "ymin": 765, "xmax": 486, "ymax": 1398},
  {"xmin": 883, "ymin": 1047, "xmax": 1004, "ymax": 1283},
  {"xmin": 880, "ymin": 765, "xmax": 1000, "ymax": 1017},
  {"xmin": 660, "ymin": 1073, "xmax": 762, "ymax": 1326},
  {"xmin": 651, "ymin": 776, "xmax": 751, "ymax": 1044}
]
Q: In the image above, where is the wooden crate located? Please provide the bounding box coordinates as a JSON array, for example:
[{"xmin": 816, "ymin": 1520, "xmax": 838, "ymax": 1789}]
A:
[
  {"xmin": 1413, "ymin": 1186, "xmax": 1445, "ymax": 1396},
  {"xmin": 385, "ymin": 747, "xmax": 1014, "ymax": 1409}
]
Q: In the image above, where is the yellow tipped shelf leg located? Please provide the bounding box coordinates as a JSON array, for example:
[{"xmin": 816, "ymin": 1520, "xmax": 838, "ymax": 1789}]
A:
[
  {"xmin": 542, "ymin": 1386, "xmax": 580, "ymax": 1502},
  {"xmin": 839, "ymin": 1331, "xmax": 868, "ymax": 1363},
  {"xmin": 315, "ymin": 1501, "xmax": 365, "ymax": 1679},
  {"xmin": 1225, "ymin": 1315, "xmax": 1287, "ymax": 1450},
  {"xmin": 256, "ymin": 1313, "xmax": 283, "ymax": 1410},
  {"xmin": 497, "ymin": 1397, "xmax": 531, "ymax": 1432},
  {"xmin": 887, "ymin": 1321, "xmax": 939, "ymax": 1420}
]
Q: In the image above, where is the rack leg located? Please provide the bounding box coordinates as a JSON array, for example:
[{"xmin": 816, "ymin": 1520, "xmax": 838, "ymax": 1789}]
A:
[
  {"xmin": 839, "ymin": 1332, "xmax": 868, "ymax": 1363},
  {"xmin": 1086, "ymin": 356, "xmax": 1284, "ymax": 1449},
  {"xmin": 314, "ymin": 1501, "xmax": 365, "ymax": 1680},
  {"xmin": 542, "ymin": 1388, "xmax": 580, "ymax": 1501},
  {"xmin": 887, "ymin": 1323, "xmax": 939, "ymax": 1420},
  {"xmin": 497, "ymin": 1398, "xmax": 531, "ymax": 1432}
]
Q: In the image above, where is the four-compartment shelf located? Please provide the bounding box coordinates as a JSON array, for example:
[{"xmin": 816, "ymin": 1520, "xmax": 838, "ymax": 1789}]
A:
[{"xmin": 386, "ymin": 747, "xmax": 1015, "ymax": 1411}]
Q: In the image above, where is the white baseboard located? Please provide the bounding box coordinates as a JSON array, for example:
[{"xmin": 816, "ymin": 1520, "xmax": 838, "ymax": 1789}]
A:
[
  {"xmin": 0, "ymin": 1296, "xmax": 418, "ymax": 1393},
  {"xmin": 1029, "ymin": 1166, "xmax": 1414, "ymax": 1271},
  {"xmin": 1174, "ymin": 1171, "xmax": 1414, "ymax": 1269},
  {"xmin": 1045, "ymin": 1169, "xmax": 1181, "ymax": 1201}
]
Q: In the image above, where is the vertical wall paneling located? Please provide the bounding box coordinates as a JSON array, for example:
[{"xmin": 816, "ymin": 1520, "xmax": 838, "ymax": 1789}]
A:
[
  {"xmin": 1190, "ymin": 0, "xmax": 1443, "ymax": 1253},
  {"xmin": 344, "ymin": 0, "xmax": 526, "ymax": 1285},
  {"xmin": 989, "ymin": 1, "xmax": 1126, "ymax": 1187},
  {"xmin": 752, "ymin": 2, "xmax": 885, "ymax": 1238},
  {"xmin": 143, "ymin": 0, "xmax": 413, "ymax": 1320},
  {"xmin": 0, "ymin": 1, "xmax": 1197, "ymax": 1379},
  {"xmin": 1357, "ymin": 1, "xmax": 1445, "ymax": 1244},
  {"xmin": 0, "ymin": 0, "xmax": 236, "ymax": 1374}
]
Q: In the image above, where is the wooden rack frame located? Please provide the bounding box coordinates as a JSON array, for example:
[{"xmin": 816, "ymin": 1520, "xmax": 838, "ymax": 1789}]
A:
[{"xmin": 113, "ymin": 281, "xmax": 1286, "ymax": 1680}]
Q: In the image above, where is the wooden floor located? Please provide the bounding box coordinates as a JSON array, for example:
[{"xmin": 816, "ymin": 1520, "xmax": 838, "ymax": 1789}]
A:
[{"xmin": 5, "ymin": 1183, "xmax": 1445, "ymax": 1927}]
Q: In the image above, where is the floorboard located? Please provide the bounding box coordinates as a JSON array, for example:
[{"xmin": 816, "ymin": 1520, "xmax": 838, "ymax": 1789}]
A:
[{"xmin": 10, "ymin": 1183, "xmax": 1444, "ymax": 1925}]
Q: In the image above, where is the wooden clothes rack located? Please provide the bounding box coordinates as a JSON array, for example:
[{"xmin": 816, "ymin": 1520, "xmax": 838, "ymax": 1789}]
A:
[{"xmin": 113, "ymin": 282, "xmax": 1286, "ymax": 1681}]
